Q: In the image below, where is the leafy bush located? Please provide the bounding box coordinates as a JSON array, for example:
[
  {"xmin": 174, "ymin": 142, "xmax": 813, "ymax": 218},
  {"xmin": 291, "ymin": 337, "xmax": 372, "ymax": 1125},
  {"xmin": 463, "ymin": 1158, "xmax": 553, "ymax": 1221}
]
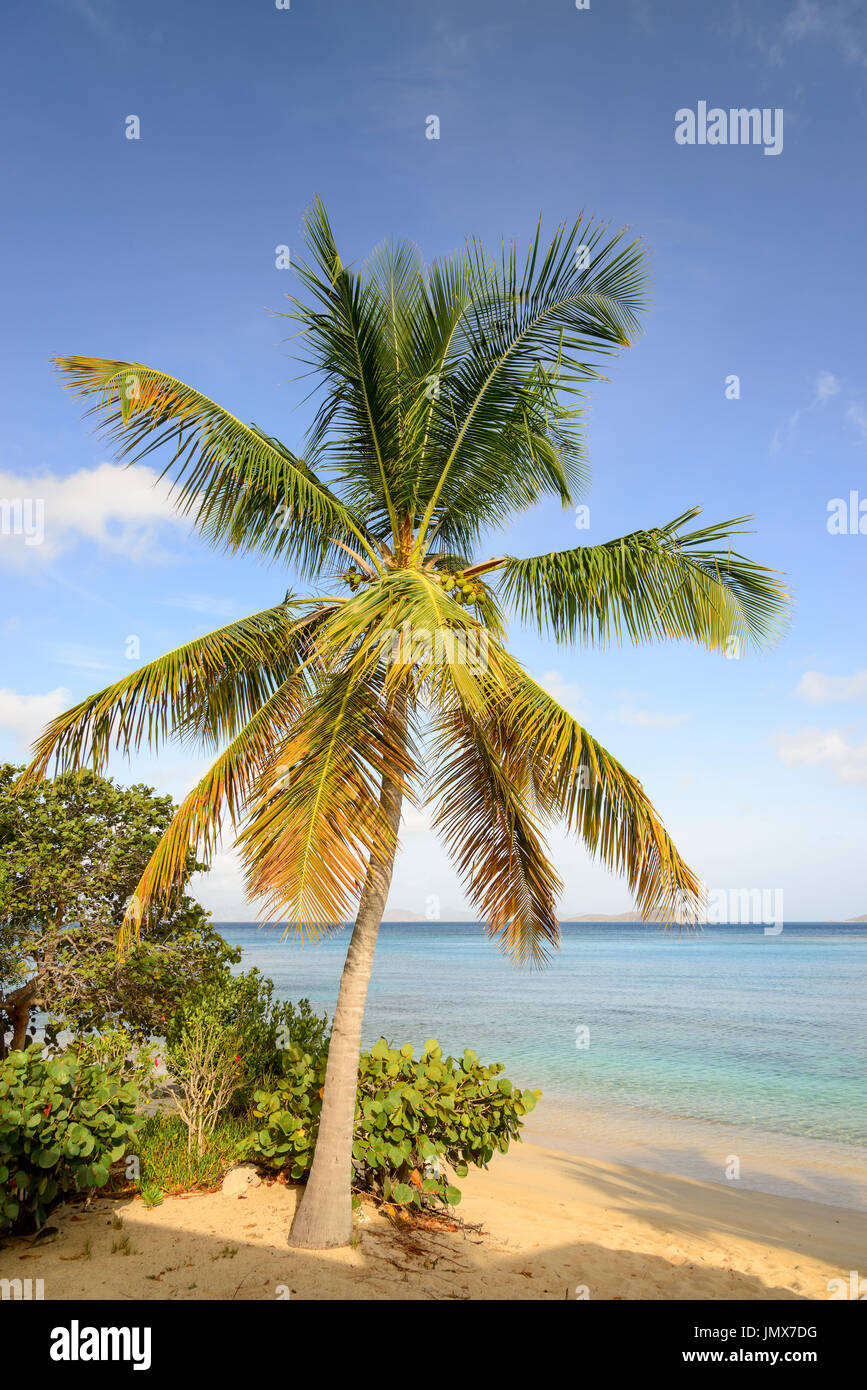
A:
[
  {"xmin": 245, "ymin": 1037, "xmax": 539, "ymax": 1211},
  {"xmin": 0, "ymin": 1043, "xmax": 141, "ymax": 1232},
  {"xmin": 165, "ymin": 968, "xmax": 329, "ymax": 1115},
  {"xmin": 66, "ymin": 1027, "xmax": 160, "ymax": 1103}
]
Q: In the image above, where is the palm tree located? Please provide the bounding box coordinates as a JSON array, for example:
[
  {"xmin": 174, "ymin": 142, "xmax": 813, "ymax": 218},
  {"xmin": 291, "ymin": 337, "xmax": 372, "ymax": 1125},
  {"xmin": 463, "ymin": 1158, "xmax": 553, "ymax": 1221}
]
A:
[{"xmin": 21, "ymin": 200, "xmax": 788, "ymax": 1248}]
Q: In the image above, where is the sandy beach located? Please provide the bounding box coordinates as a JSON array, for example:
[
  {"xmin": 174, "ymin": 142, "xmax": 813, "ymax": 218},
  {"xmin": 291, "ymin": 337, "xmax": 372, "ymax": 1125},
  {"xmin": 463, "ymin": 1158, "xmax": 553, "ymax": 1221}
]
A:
[{"xmin": 3, "ymin": 1137, "xmax": 862, "ymax": 1302}]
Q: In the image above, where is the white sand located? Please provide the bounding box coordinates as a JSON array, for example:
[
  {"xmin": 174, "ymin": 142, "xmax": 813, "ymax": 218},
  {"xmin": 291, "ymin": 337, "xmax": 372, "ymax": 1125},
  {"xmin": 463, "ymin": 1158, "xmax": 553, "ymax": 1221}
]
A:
[{"xmin": 3, "ymin": 1140, "xmax": 863, "ymax": 1301}]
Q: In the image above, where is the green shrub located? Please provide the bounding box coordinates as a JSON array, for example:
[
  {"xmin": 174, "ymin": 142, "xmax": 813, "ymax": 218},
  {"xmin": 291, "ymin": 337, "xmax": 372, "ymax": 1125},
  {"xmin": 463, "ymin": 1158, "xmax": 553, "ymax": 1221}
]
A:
[
  {"xmin": 245, "ymin": 1037, "xmax": 539, "ymax": 1211},
  {"xmin": 0, "ymin": 1043, "xmax": 141, "ymax": 1232},
  {"xmin": 165, "ymin": 968, "xmax": 329, "ymax": 1115},
  {"xmin": 66, "ymin": 1026, "xmax": 160, "ymax": 1102}
]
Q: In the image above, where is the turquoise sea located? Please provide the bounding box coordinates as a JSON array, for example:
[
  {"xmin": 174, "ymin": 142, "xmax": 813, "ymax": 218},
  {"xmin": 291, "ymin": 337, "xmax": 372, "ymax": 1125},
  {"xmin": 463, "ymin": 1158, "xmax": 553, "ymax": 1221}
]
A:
[{"xmin": 219, "ymin": 921, "xmax": 866, "ymax": 1176}]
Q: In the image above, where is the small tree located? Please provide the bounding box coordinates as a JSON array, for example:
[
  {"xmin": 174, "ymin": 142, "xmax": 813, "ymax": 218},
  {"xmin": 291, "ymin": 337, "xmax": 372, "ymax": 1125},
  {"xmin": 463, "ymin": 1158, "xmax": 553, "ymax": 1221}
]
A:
[
  {"xmin": 0, "ymin": 765, "xmax": 234, "ymax": 1056},
  {"xmin": 165, "ymin": 989, "xmax": 244, "ymax": 1157}
]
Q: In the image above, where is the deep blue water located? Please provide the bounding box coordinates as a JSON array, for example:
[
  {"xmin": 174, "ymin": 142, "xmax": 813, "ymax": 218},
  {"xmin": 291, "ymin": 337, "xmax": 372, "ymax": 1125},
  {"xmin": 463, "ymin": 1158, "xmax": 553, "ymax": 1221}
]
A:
[{"xmin": 218, "ymin": 921, "xmax": 867, "ymax": 1151}]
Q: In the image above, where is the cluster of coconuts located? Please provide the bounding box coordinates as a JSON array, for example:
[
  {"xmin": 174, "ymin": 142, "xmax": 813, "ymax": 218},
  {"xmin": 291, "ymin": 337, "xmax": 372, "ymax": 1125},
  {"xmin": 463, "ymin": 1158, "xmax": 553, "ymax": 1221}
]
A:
[
  {"xmin": 343, "ymin": 567, "xmax": 370, "ymax": 592},
  {"xmin": 433, "ymin": 569, "xmax": 482, "ymax": 605}
]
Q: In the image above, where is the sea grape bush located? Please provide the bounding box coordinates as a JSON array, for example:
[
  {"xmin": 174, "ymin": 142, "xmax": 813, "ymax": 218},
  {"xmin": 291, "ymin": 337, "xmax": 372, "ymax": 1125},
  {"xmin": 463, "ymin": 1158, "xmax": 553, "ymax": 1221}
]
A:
[
  {"xmin": 0, "ymin": 1044, "xmax": 141, "ymax": 1232},
  {"xmin": 245, "ymin": 1037, "xmax": 539, "ymax": 1210},
  {"xmin": 67, "ymin": 1026, "xmax": 160, "ymax": 1102}
]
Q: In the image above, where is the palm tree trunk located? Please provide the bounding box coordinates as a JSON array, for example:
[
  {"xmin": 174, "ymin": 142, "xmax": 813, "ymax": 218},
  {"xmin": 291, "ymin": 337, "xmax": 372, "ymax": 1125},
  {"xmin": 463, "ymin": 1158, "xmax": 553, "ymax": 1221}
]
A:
[{"xmin": 288, "ymin": 715, "xmax": 406, "ymax": 1250}]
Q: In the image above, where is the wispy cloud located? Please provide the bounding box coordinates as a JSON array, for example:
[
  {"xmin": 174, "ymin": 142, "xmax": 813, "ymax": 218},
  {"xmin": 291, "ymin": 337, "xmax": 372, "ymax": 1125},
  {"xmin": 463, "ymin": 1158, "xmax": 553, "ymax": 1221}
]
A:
[
  {"xmin": 538, "ymin": 669, "xmax": 583, "ymax": 717},
  {"xmin": 51, "ymin": 0, "xmax": 129, "ymax": 44},
  {"xmin": 770, "ymin": 370, "xmax": 842, "ymax": 454},
  {"xmin": 846, "ymin": 402, "xmax": 867, "ymax": 441},
  {"xmin": 164, "ymin": 594, "xmax": 241, "ymax": 620},
  {"xmin": 777, "ymin": 727, "xmax": 867, "ymax": 783},
  {"xmin": 725, "ymin": 2, "xmax": 867, "ymax": 69},
  {"xmin": 782, "ymin": 0, "xmax": 867, "ymax": 68},
  {"xmin": 796, "ymin": 669, "xmax": 867, "ymax": 704},
  {"xmin": 49, "ymin": 642, "xmax": 126, "ymax": 675},
  {"xmin": 617, "ymin": 706, "xmax": 689, "ymax": 729}
]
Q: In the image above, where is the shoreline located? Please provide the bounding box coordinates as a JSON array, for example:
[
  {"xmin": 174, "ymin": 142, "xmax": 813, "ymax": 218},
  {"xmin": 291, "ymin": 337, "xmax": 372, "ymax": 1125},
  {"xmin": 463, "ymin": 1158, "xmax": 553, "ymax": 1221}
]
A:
[
  {"xmin": 2, "ymin": 1139, "xmax": 861, "ymax": 1301},
  {"xmin": 521, "ymin": 1097, "xmax": 867, "ymax": 1212}
]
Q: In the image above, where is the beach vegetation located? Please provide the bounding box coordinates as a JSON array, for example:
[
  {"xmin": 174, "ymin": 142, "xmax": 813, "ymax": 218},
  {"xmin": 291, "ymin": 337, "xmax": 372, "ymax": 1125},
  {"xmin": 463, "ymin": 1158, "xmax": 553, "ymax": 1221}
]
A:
[
  {"xmin": 0, "ymin": 1042, "xmax": 140, "ymax": 1233},
  {"xmin": 163, "ymin": 970, "xmax": 329, "ymax": 1154},
  {"xmin": 126, "ymin": 1111, "xmax": 249, "ymax": 1196},
  {"xmin": 246, "ymin": 1036, "xmax": 539, "ymax": 1213}
]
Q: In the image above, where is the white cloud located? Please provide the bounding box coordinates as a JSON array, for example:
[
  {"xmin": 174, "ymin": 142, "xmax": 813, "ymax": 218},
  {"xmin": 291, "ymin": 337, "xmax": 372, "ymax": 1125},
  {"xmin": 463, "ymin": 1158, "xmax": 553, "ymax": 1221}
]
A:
[
  {"xmin": 618, "ymin": 706, "xmax": 688, "ymax": 729},
  {"xmin": 817, "ymin": 370, "xmax": 841, "ymax": 400},
  {"xmin": 769, "ymin": 370, "xmax": 845, "ymax": 453},
  {"xmin": 777, "ymin": 727, "xmax": 867, "ymax": 783},
  {"xmin": 50, "ymin": 642, "xmax": 125, "ymax": 674},
  {"xmin": 189, "ymin": 848, "xmax": 253, "ymax": 921},
  {"xmin": 846, "ymin": 402, "xmax": 867, "ymax": 441},
  {"xmin": 796, "ymin": 669, "xmax": 867, "ymax": 704},
  {"xmin": 782, "ymin": 1, "xmax": 867, "ymax": 67},
  {"xmin": 0, "ymin": 462, "xmax": 187, "ymax": 568},
  {"xmin": 401, "ymin": 805, "xmax": 433, "ymax": 837},
  {"xmin": 0, "ymin": 687, "xmax": 70, "ymax": 753}
]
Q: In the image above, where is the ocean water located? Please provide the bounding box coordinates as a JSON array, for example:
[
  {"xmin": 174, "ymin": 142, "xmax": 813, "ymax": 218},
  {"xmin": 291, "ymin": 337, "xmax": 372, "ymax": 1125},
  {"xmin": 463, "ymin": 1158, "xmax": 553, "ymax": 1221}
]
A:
[{"xmin": 219, "ymin": 920, "xmax": 866, "ymax": 1160}]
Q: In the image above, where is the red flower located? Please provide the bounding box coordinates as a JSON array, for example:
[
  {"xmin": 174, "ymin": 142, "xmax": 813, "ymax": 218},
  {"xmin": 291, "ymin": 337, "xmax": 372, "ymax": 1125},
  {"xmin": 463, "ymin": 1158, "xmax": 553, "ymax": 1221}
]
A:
[
  {"xmin": 43, "ymin": 1104, "xmax": 52, "ymax": 1117},
  {"xmin": 153, "ymin": 1057, "xmax": 159, "ymax": 1067}
]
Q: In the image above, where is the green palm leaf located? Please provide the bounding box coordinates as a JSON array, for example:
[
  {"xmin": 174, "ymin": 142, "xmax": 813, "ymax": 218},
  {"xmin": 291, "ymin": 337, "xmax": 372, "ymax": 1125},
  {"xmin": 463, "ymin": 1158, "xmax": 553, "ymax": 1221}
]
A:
[
  {"xmin": 497, "ymin": 509, "xmax": 790, "ymax": 652},
  {"xmin": 18, "ymin": 602, "xmax": 313, "ymax": 781},
  {"xmin": 51, "ymin": 354, "xmax": 379, "ymax": 576}
]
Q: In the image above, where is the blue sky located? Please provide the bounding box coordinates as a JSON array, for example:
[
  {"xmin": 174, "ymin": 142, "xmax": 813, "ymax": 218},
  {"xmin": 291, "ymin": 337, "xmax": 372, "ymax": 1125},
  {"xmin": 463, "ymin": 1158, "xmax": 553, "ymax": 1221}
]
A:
[{"xmin": 1, "ymin": 0, "xmax": 865, "ymax": 921}]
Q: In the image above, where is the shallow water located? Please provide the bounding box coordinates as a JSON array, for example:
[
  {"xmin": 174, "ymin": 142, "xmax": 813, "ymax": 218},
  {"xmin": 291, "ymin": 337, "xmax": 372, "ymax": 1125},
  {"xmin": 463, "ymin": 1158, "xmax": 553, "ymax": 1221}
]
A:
[{"xmin": 220, "ymin": 922, "xmax": 866, "ymax": 1173}]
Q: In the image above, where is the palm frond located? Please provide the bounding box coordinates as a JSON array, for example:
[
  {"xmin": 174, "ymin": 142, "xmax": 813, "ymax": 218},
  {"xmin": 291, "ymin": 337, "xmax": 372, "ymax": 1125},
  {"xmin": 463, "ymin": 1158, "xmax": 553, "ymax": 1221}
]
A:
[
  {"xmin": 429, "ymin": 705, "xmax": 562, "ymax": 966},
  {"xmin": 118, "ymin": 672, "xmax": 311, "ymax": 955},
  {"xmin": 286, "ymin": 198, "xmax": 403, "ymax": 542},
  {"xmin": 18, "ymin": 602, "xmax": 313, "ymax": 781},
  {"xmin": 457, "ymin": 663, "xmax": 704, "ymax": 925},
  {"xmin": 411, "ymin": 215, "xmax": 648, "ymax": 555},
  {"xmin": 237, "ymin": 670, "xmax": 418, "ymax": 941},
  {"xmin": 497, "ymin": 510, "xmax": 790, "ymax": 653},
  {"xmin": 51, "ymin": 355, "xmax": 378, "ymax": 576},
  {"xmin": 313, "ymin": 568, "xmax": 509, "ymax": 717}
]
